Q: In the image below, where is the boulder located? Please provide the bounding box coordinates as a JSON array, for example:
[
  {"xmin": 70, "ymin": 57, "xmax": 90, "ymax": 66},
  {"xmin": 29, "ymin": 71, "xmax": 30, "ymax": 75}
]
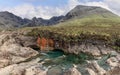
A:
[
  {"xmin": 88, "ymin": 61, "xmax": 106, "ymax": 75},
  {"xmin": 86, "ymin": 68, "xmax": 96, "ymax": 75},
  {"xmin": 63, "ymin": 67, "xmax": 81, "ymax": 75},
  {"xmin": 107, "ymin": 57, "xmax": 119, "ymax": 68},
  {"xmin": 0, "ymin": 33, "xmax": 38, "ymax": 68},
  {"xmin": 0, "ymin": 34, "xmax": 9, "ymax": 46},
  {"xmin": 105, "ymin": 67, "xmax": 120, "ymax": 75},
  {"xmin": 25, "ymin": 65, "xmax": 46, "ymax": 75},
  {"xmin": 0, "ymin": 64, "xmax": 18, "ymax": 75},
  {"xmin": 0, "ymin": 59, "xmax": 44, "ymax": 75},
  {"xmin": 47, "ymin": 66, "xmax": 63, "ymax": 75}
]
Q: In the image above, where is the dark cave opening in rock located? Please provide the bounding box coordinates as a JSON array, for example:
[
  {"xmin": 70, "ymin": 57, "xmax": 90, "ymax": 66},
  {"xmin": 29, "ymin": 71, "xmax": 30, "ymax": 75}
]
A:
[{"xmin": 28, "ymin": 45, "xmax": 40, "ymax": 51}]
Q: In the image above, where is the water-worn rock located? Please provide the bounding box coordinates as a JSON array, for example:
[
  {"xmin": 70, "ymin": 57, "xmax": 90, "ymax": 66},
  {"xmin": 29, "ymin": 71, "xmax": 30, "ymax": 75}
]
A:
[
  {"xmin": 25, "ymin": 65, "xmax": 46, "ymax": 75},
  {"xmin": 88, "ymin": 61, "xmax": 106, "ymax": 75},
  {"xmin": 16, "ymin": 35, "xmax": 38, "ymax": 49},
  {"xmin": 47, "ymin": 66, "xmax": 63, "ymax": 75},
  {"xmin": 0, "ymin": 34, "xmax": 9, "ymax": 46},
  {"xmin": 105, "ymin": 67, "xmax": 120, "ymax": 75},
  {"xmin": 86, "ymin": 68, "xmax": 96, "ymax": 75},
  {"xmin": 0, "ymin": 58, "xmax": 45, "ymax": 75},
  {"xmin": 56, "ymin": 42, "xmax": 113, "ymax": 56},
  {"xmin": 107, "ymin": 57, "xmax": 119, "ymax": 68},
  {"xmin": 82, "ymin": 45, "xmax": 101, "ymax": 56},
  {"xmin": 65, "ymin": 44, "xmax": 102, "ymax": 56},
  {"xmin": 116, "ymin": 54, "xmax": 120, "ymax": 62},
  {"xmin": 0, "ymin": 64, "xmax": 18, "ymax": 75},
  {"xmin": 0, "ymin": 33, "xmax": 38, "ymax": 68},
  {"xmin": 63, "ymin": 67, "xmax": 81, "ymax": 75}
]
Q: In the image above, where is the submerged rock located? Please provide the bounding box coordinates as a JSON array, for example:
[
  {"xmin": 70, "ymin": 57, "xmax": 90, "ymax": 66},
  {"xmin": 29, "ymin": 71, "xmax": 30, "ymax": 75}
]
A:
[{"xmin": 47, "ymin": 66, "xmax": 63, "ymax": 75}]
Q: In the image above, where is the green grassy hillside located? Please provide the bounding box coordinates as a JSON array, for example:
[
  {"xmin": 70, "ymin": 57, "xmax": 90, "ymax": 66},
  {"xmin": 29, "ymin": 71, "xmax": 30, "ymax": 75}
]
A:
[
  {"xmin": 20, "ymin": 17, "xmax": 120, "ymax": 51},
  {"xmin": 24, "ymin": 17, "xmax": 120, "ymax": 36}
]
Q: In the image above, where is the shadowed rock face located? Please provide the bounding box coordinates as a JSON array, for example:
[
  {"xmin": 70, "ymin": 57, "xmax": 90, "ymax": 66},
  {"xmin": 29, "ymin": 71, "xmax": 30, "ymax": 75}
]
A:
[
  {"xmin": 26, "ymin": 16, "xmax": 64, "ymax": 26},
  {"xmin": 115, "ymin": 39, "xmax": 120, "ymax": 47},
  {"xmin": 0, "ymin": 11, "xmax": 30, "ymax": 28},
  {"xmin": 0, "ymin": 11, "xmax": 64, "ymax": 28},
  {"xmin": 36, "ymin": 36, "xmax": 113, "ymax": 56},
  {"xmin": 6, "ymin": 29, "xmax": 114, "ymax": 56}
]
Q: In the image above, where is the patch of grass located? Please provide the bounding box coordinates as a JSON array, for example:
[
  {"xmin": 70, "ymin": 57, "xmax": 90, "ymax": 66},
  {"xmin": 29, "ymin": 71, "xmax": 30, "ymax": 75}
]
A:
[{"xmin": 112, "ymin": 46, "xmax": 120, "ymax": 52}]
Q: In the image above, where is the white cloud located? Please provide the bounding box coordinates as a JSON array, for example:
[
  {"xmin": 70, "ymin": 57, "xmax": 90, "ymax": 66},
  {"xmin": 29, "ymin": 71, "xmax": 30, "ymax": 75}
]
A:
[
  {"xmin": 104, "ymin": 0, "xmax": 120, "ymax": 15},
  {"xmin": 67, "ymin": 0, "xmax": 80, "ymax": 9},
  {"xmin": 81, "ymin": 2, "xmax": 110, "ymax": 10},
  {"xmin": 0, "ymin": 0, "xmax": 120, "ymax": 19},
  {"xmin": 78, "ymin": 0, "xmax": 120, "ymax": 16},
  {"xmin": 1, "ymin": 4, "xmax": 68, "ymax": 19},
  {"xmin": 79, "ymin": 0, "xmax": 120, "ymax": 16},
  {"xmin": 0, "ymin": 0, "xmax": 80, "ymax": 19}
]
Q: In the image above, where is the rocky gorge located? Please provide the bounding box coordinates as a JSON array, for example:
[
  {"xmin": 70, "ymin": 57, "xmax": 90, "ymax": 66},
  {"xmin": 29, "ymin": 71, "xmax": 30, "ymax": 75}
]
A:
[{"xmin": 0, "ymin": 30, "xmax": 119, "ymax": 75}]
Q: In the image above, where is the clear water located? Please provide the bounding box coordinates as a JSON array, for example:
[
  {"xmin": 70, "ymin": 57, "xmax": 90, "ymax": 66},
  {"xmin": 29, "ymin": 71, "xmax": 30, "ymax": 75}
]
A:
[
  {"xmin": 36, "ymin": 50, "xmax": 95, "ymax": 75},
  {"xmin": 39, "ymin": 50, "xmax": 94, "ymax": 66},
  {"xmin": 30, "ymin": 50, "xmax": 111, "ymax": 75},
  {"xmin": 97, "ymin": 54, "xmax": 111, "ymax": 70}
]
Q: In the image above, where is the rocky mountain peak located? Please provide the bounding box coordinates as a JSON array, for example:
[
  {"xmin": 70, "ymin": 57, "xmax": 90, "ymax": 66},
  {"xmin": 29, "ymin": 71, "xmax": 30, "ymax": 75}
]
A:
[{"xmin": 65, "ymin": 5, "xmax": 118, "ymax": 19}]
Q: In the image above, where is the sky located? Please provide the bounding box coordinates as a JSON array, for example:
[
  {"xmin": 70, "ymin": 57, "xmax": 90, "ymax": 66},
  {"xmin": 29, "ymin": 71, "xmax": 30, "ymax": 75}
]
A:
[{"xmin": 0, "ymin": 0, "xmax": 120, "ymax": 19}]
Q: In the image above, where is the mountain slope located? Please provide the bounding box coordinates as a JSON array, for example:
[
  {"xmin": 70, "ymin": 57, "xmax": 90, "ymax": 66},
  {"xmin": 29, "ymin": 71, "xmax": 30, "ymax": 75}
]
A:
[
  {"xmin": 0, "ymin": 11, "xmax": 30, "ymax": 29},
  {"xmin": 0, "ymin": 5, "xmax": 119, "ymax": 29},
  {"xmin": 64, "ymin": 5, "xmax": 118, "ymax": 20}
]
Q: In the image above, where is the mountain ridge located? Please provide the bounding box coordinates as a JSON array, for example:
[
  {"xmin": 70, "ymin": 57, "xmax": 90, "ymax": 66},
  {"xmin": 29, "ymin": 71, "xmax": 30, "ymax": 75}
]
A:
[
  {"xmin": 64, "ymin": 5, "xmax": 118, "ymax": 19},
  {"xmin": 0, "ymin": 5, "xmax": 119, "ymax": 29}
]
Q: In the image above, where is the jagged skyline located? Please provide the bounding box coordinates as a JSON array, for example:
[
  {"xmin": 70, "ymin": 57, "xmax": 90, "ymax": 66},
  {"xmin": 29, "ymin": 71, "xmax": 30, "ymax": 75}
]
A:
[{"xmin": 0, "ymin": 0, "xmax": 119, "ymax": 19}]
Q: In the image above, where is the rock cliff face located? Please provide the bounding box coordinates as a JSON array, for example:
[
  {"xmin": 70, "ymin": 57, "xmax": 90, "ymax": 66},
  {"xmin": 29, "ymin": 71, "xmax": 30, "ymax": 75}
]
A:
[{"xmin": 36, "ymin": 36, "xmax": 113, "ymax": 56}]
